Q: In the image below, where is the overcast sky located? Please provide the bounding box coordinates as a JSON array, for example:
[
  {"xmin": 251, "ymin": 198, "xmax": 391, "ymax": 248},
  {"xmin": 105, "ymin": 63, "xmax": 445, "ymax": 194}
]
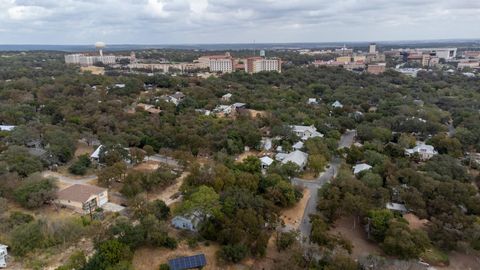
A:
[{"xmin": 1, "ymin": 0, "xmax": 479, "ymax": 44}]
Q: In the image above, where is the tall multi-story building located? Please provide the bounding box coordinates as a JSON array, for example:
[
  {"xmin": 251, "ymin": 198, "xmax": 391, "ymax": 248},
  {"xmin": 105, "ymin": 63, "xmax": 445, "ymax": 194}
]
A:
[
  {"xmin": 413, "ymin": 48, "xmax": 457, "ymax": 60},
  {"xmin": 65, "ymin": 54, "xmax": 116, "ymax": 66},
  {"xmin": 335, "ymin": 45, "xmax": 353, "ymax": 56},
  {"xmin": 208, "ymin": 53, "xmax": 234, "ymax": 73},
  {"xmin": 369, "ymin": 43, "xmax": 377, "ymax": 54},
  {"xmin": 245, "ymin": 57, "xmax": 282, "ymax": 73},
  {"xmin": 65, "ymin": 54, "xmax": 83, "ymax": 64}
]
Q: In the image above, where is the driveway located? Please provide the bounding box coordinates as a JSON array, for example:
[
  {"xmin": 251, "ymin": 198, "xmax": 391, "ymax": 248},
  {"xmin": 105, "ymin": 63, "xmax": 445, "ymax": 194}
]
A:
[
  {"xmin": 42, "ymin": 171, "xmax": 97, "ymax": 185},
  {"xmin": 338, "ymin": 129, "xmax": 356, "ymax": 149},
  {"xmin": 146, "ymin": 154, "xmax": 180, "ymax": 168}
]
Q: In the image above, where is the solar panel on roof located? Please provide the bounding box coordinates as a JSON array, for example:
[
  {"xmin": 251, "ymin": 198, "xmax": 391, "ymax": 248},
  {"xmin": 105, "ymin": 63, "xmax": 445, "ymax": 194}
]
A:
[{"xmin": 168, "ymin": 254, "xmax": 206, "ymax": 270}]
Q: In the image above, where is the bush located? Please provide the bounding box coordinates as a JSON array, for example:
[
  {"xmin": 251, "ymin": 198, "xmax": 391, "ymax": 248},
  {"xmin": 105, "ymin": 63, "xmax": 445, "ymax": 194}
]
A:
[
  {"xmin": 13, "ymin": 175, "xmax": 57, "ymax": 208},
  {"xmin": 9, "ymin": 220, "xmax": 45, "ymax": 256},
  {"xmin": 219, "ymin": 244, "xmax": 248, "ymax": 263},
  {"xmin": 159, "ymin": 264, "xmax": 170, "ymax": 270},
  {"xmin": 83, "ymin": 239, "xmax": 133, "ymax": 270},
  {"xmin": 68, "ymin": 154, "xmax": 91, "ymax": 175},
  {"xmin": 276, "ymin": 231, "xmax": 298, "ymax": 251}
]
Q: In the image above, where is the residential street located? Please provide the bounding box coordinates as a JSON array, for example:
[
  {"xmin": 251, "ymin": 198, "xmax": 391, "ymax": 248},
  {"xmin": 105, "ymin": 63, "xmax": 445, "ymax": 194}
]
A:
[
  {"xmin": 338, "ymin": 129, "xmax": 357, "ymax": 149},
  {"xmin": 291, "ymin": 130, "xmax": 356, "ymax": 241},
  {"xmin": 292, "ymin": 158, "xmax": 340, "ymax": 240}
]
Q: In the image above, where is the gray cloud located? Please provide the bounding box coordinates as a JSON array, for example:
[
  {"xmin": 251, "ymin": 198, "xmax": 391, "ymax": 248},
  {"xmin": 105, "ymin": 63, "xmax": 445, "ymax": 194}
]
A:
[{"xmin": 0, "ymin": 0, "xmax": 479, "ymax": 44}]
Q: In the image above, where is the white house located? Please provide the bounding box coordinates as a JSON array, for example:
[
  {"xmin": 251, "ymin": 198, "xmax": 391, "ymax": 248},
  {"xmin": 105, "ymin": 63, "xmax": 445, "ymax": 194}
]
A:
[
  {"xmin": 260, "ymin": 156, "xmax": 274, "ymax": 169},
  {"xmin": 386, "ymin": 202, "xmax": 408, "ymax": 214},
  {"xmin": 405, "ymin": 142, "xmax": 437, "ymax": 160},
  {"xmin": 90, "ymin": 145, "xmax": 104, "ymax": 162},
  {"xmin": 172, "ymin": 211, "xmax": 204, "ymax": 232},
  {"xmin": 0, "ymin": 125, "xmax": 15, "ymax": 131},
  {"xmin": 276, "ymin": 150, "xmax": 308, "ymax": 170},
  {"xmin": 290, "ymin": 125, "xmax": 324, "ymax": 141},
  {"xmin": 0, "ymin": 244, "xmax": 7, "ymax": 268},
  {"xmin": 292, "ymin": 141, "xmax": 304, "ymax": 150},
  {"xmin": 353, "ymin": 163, "xmax": 372, "ymax": 174},
  {"xmin": 332, "ymin": 100, "xmax": 343, "ymax": 108},
  {"xmin": 261, "ymin": 137, "xmax": 273, "ymax": 151},
  {"xmin": 307, "ymin": 98, "xmax": 318, "ymax": 105},
  {"xmin": 56, "ymin": 184, "xmax": 108, "ymax": 214},
  {"xmin": 213, "ymin": 105, "xmax": 232, "ymax": 115},
  {"xmin": 222, "ymin": 93, "xmax": 232, "ymax": 102}
]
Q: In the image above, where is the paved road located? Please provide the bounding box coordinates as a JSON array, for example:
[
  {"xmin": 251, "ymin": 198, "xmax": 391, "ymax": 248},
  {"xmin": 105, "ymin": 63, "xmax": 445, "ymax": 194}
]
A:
[
  {"xmin": 42, "ymin": 171, "xmax": 97, "ymax": 185},
  {"xmin": 338, "ymin": 129, "xmax": 356, "ymax": 149},
  {"xmin": 290, "ymin": 130, "xmax": 356, "ymax": 241},
  {"xmin": 292, "ymin": 158, "xmax": 341, "ymax": 240},
  {"xmin": 147, "ymin": 154, "xmax": 180, "ymax": 168}
]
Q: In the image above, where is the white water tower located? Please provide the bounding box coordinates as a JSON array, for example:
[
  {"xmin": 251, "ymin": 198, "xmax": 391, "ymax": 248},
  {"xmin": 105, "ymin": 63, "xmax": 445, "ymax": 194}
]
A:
[{"xmin": 95, "ymin": 41, "xmax": 106, "ymax": 57}]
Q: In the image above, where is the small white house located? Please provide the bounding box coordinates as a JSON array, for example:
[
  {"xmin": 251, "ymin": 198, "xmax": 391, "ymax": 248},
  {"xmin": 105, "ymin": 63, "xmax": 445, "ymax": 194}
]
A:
[
  {"xmin": 0, "ymin": 244, "xmax": 7, "ymax": 268},
  {"xmin": 222, "ymin": 93, "xmax": 232, "ymax": 102},
  {"xmin": 90, "ymin": 145, "xmax": 104, "ymax": 162},
  {"xmin": 290, "ymin": 125, "xmax": 324, "ymax": 141},
  {"xmin": 276, "ymin": 150, "xmax": 308, "ymax": 170},
  {"xmin": 260, "ymin": 156, "xmax": 274, "ymax": 169},
  {"xmin": 405, "ymin": 142, "xmax": 437, "ymax": 160},
  {"xmin": 172, "ymin": 211, "xmax": 204, "ymax": 232},
  {"xmin": 307, "ymin": 98, "xmax": 318, "ymax": 105},
  {"xmin": 353, "ymin": 163, "xmax": 372, "ymax": 174},
  {"xmin": 292, "ymin": 141, "xmax": 304, "ymax": 150},
  {"xmin": 332, "ymin": 100, "xmax": 343, "ymax": 108},
  {"xmin": 261, "ymin": 137, "xmax": 273, "ymax": 151},
  {"xmin": 386, "ymin": 202, "xmax": 408, "ymax": 214},
  {"xmin": 0, "ymin": 125, "xmax": 15, "ymax": 132}
]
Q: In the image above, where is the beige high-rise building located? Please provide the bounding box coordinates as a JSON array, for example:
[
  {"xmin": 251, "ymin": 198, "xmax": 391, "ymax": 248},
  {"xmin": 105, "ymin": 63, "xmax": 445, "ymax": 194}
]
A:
[
  {"xmin": 369, "ymin": 43, "xmax": 377, "ymax": 54},
  {"xmin": 245, "ymin": 57, "xmax": 282, "ymax": 73}
]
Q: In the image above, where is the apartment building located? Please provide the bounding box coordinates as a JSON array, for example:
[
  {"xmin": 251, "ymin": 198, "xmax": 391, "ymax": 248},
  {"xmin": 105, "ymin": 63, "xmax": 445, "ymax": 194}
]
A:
[{"xmin": 245, "ymin": 57, "xmax": 282, "ymax": 73}]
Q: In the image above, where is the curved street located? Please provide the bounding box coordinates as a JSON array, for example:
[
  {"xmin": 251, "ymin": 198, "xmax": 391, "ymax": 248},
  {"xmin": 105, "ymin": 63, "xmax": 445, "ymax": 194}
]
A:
[{"xmin": 291, "ymin": 130, "xmax": 355, "ymax": 241}]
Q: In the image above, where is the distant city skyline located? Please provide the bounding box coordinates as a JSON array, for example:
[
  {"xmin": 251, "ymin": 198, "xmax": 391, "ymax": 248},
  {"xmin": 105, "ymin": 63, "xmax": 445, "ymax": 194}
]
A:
[{"xmin": 1, "ymin": 0, "xmax": 480, "ymax": 44}]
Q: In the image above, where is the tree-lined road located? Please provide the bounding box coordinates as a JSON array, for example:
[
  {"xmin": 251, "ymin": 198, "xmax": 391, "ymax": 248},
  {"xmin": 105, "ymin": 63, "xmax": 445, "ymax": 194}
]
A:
[{"xmin": 291, "ymin": 130, "xmax": 356, "ymax": 241}]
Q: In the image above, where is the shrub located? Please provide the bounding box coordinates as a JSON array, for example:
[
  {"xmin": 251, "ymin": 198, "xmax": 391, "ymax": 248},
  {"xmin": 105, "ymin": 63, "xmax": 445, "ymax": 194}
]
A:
[
  {"xmin": 68, "ymin": 154, "xmax": 91, "ymax": 175},
  {"xmin": 13, "ymin": 175, "xmax": 57, "ymax": 209},
  {"xmin": 219, "ymin": 244, "xmax": 248, "ymax": 263}
]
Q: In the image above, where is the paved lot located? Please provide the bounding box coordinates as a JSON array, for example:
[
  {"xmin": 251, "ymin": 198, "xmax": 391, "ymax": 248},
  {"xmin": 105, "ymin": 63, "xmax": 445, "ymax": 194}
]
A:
[{"xmin": 102, "ymin": 202, "xmax": 125, "ymax": 212}]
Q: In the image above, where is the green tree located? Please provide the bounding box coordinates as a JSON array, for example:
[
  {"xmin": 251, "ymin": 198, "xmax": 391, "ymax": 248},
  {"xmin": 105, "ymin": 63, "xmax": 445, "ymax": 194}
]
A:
[
  {"xmin": 1, "ymin": 146, "xmax": 43, "ymax": 177},
  {"xmin": 13, "ymin": 175, "xmax": 57, "ymax": 208},
  {"xmin": 308, "ymin": 154, "xmax": 327, "ymax": 176},
  {"xmin": 367, "ymin": 209, "xmax": 394, "ymax": 242},
  {"xmin": 177, "ymin": 185, "xmax": 220, "ymax": 218},
  {"xmin": 382, "ymin": 220, "xmax": 431, "ymax": 259}
]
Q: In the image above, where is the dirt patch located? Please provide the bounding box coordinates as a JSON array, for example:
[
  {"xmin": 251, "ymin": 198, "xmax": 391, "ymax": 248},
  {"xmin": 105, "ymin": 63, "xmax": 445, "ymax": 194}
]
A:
[
  {"xmin": 146, "ymin": 172, "xmax": 189, "ymax": 205},
  {"xmin": 133, "ymin": 243, "xmax": 232, "ymax": 270},
  {"xmin": 329, "ymin": 216, "xmax": 382, "ymax": 259},
  {"xmin": 281, "ymin": 188, "xmax": 309, "ymax": 229},
  {"xmin": 75, "ymin": 141, "xmax": 94, "ymax": 157},
  {"xmin": 235, "ymin": 151, "xmax": 259, "ymax": 163},
  {"xmin": 300, "ymin": 171, "xmax": 317, "ymax": 180},
  {"xmin": 437, "ymin": 251, "xmax": 480, "ymax": 270},
  {"xmin": 133, "ymin": 161, "xmax": 160, "ymax": 172},
  {"xmin": 44, "ymin": 238, "xmax": 95, "ymax": 270},
  {"xmin": 403, "ymin": 213, "xmax": 429, "ymax": 230},
  {"xmin": 80, "ymin": 66, "xmax": 105, "ymax": 75},
  {"xmin": 247, "ymin": 109, "xmax": 269, "ymax": 119}
]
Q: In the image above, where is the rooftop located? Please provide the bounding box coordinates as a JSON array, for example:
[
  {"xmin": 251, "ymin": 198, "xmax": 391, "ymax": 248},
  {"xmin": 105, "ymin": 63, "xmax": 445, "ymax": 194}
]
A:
[{"xmin": 57, "ymin": 184, "xmax": 107, "ymax": 203}]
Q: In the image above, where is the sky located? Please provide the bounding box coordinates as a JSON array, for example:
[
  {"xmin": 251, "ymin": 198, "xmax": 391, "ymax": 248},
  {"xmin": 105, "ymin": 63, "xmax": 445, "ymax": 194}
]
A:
[{"xmin": 0, "ymin": 0, "xmax": 480, "ymax": 44}]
